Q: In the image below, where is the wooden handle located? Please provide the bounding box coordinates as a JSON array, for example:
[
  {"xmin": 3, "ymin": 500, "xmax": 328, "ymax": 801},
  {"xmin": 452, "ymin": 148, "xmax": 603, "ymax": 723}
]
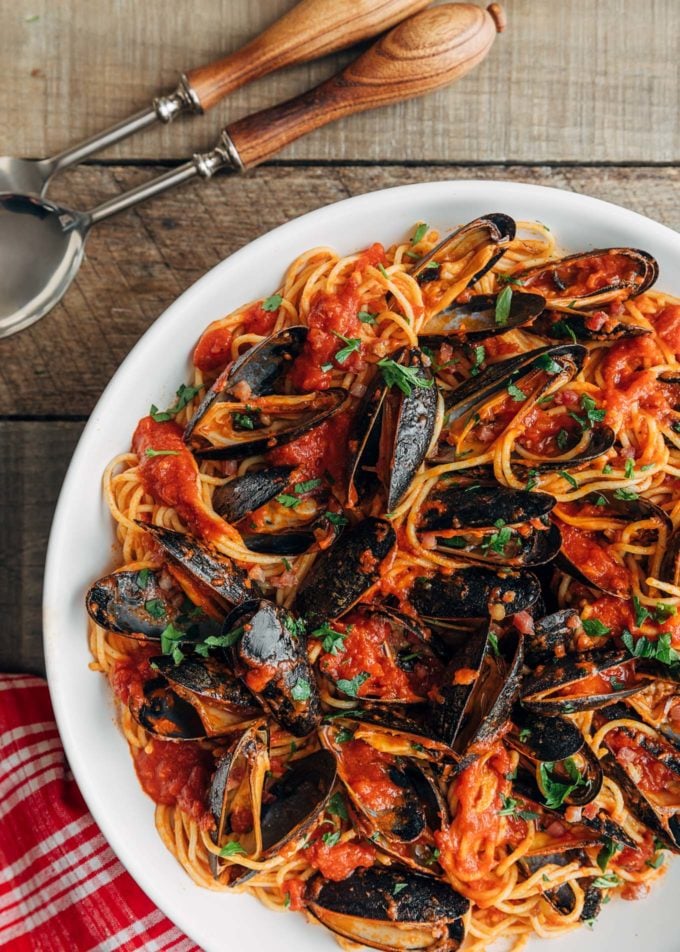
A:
[
  {"xmin": 226, "ymin": 3, "xmax": 504, "ymax": 170},
  {"xmin": 186, "ymin": 0, "xmax": 432, "ymax": 112}
]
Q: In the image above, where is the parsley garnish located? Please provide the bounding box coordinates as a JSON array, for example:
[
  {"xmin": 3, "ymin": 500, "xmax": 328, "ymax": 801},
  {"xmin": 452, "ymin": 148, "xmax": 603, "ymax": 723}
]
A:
[
  {"xmin": 332, "ymin": 331, "xmax": 361, "ymax": 364},
  {"xmin": 581, "ymin": 618, "xmax": 610, "ymax": 637},
  {"xmin": 557, "ymin": 428, "xmax": 570, "ymax": 450},
  {"xmin": 262, "ymin": 293, "xmax": 282, "ymax": 312},
  {"xmin": 336, "ymin": 672, "xmax": 369, "ymax": 697},
  {"xmin": 335, "ymin": 727, "xmax": 354, "ymax": 743},
  {"xmin": 602, "ymin": 464, "xmax": 613, "ymax": 474},
  {"xmin": 507, "ymin": 382, "xmax": 526, "ymax": 402},
  {"xmin": 149, "ymin": 383, "xmax": 203, "ymax": 422},
  {"xmin": 276, "ymin": 493, "xmax": 301, "ymax": 509},
  {"xmin": 296, "ymin": 478, "xmax": 322, "ymax": 494},
  {"xmin": 322, "ymin": 830, "xmax": 341, "ymax": 848},
  {"xmin": 519, "ymin": 727, "xmax": 532, "ymax": 742},
  {"xmin": 358, "ymin": 310, "xmax": 377, "ymax": 324},
  {"xmin": 440, "ymin": 535, "xmax": 468, "ymax": 549},
  {"xmin": 498, "ymin": 794, "xmax": 540, "ymax": 821},
  {"xmin": 160, "ymin": 623, "xmax": 185, "ymax": 661},
  {"xmin": 655, "ymin": 602, "xmax": 677, "ymax": 622},
  {"xmin": 613, "ymin": 488, "xmax": 639, "ymax": 500},
  {"xmin": 393, "ymin": 882, "xmax": 408, "ymax": 895},
  {"xmin": 324, "ymin": 511, "xmax": 348, "ymax": 527},
  {"xmin": 291, "ymin": 678, "xmax": 311, "ymax": 702},
  {"xmin": 233, "ymin": 412, "xmax": 256, "ymax": 430},
  {"xmin": 320, "ymin": 362, "xmax": 333, "ymax": 373},
  {"xmin": 622, "ymin": 630, "xmax": 680, "ymax": 666},
  {"xmin": 488, "ymin": 632, "xmax": 501, "ymax": 658},
  {"xmin": 646, "ymin": 851, "xmax": 665, "ymax": 869},
  {"xmin": 558, "ymin": 470, "xmax": 578, "ymax": 489},
  {"xmin": 495, "ymin": 286, "xmax": 512, "ymax": 326},
  {"xmin": 538, "ymin": 758, "xmax": 586, "ymax": 809},
  {"xmin": 411, "ymin": 223, "xmax": 428, "ymax": 244},
  {"xmin": 553, "ymin": 320, "xmax": 578, "ymax": 343},
  {"xmin": 597, "ymin": 838, "xmax": 623, "ymax": 872},
  {"xmin": 145, "ymin": 448, "xmax": 180, "ymax": 458},
  {"xmin": 314, "ymin": 622, "xmax": 348, "ymax": 655},
  {"xmin": 470, "ymin": 344, "xmax": 486, "ymax": 376},
  {"xmin": 525, "ymin": 468, "xmax": 539, "ymax": 491},
  {"xmin": 569, "ymin": 393, "xmax": 606, "ymax": 430},
  {"xmin": 144, "ymin": 598, "xmax": 166, "ymax": 619},
  {"xmin": 633, "ymin": 595, "xmax": 651, "ymax": 627},
  {"xmin": 220, "ymin": 840, "xmax": 247, "ymax": 857},
  {"xmin": 378, "ymin": 358, "xmax": 434, "ymax": 397},
  {"xmin": 327, "ymin": 792, "xmax": 348, "ymax": 820},
  {"xmin": 535, "ymin": 354, "xmax": 562, "ymax": 375},
  {"xmin": 625, "ymin": 458, "xmax": 635, "ymax": 479},
  {"xmin": 136, "ymin": 568, "xmax": 152, "ymax": 589},
  {"xmin": 484, "ymin": 520, "xmax": 513, "ymax": 555},
  {"xmin": 378, "ymin": 263, "xmax": 389, "ymax": 279},
  {"xmin": 592, "ymin": 872, "xmax": 621, "ymax": 889}
]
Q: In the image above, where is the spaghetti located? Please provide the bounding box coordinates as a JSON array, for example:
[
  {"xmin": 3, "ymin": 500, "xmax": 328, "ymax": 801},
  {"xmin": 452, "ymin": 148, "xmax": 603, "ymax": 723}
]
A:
[{"xmin": 87, "ymin": 214, "xmax": 680, "ymax": 951}]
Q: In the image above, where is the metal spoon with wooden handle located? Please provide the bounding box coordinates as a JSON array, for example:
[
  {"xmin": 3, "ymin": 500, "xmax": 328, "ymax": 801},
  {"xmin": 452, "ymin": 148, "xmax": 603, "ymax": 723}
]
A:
[
  {"xmin": 0, "ymin": 2, "xmax": 505, "ymax": 340},
  {"xmin": 0, "ymin": 0, "xmax": 431, "ymax": 198}
]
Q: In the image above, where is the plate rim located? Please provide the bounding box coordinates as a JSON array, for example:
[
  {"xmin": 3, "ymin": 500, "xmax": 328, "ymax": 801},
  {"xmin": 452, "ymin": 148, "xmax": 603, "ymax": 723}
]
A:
[{"xmin": 43, "ymin": 178, "xmax": 680, "ymax": 952}]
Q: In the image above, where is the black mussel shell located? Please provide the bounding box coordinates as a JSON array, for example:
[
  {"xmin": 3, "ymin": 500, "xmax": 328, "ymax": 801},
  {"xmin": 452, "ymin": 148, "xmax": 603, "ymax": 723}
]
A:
[
  {"xmin": 510, "ymin": 422, "xmax": 616, "ymax": 474},
  {"xmin": 135, "ymin": 522, "xmax": 256, "ymax": 607},
  {"xmin": 188, "ymin": 388, "xmax": 347, "ymax": 461},
  {"xmin": 520, "ymin": 851, "xmax": 601, "ymax": 921},
  {"xmin": 212, "ymin": 466, "xmax": 294, "ymax": 523},
  {"xmin": 228, "ymin": 600, "xmax": 321, "ymax": 737},
  {"xmin": 150, "ymin": 655, "xmax": 259, "ymax": 713},
  {"xmin": 521, "ymin": 650, "xmax": 647, "ymax": 714},
  {"xmin": 129, "ymin": 677, "xmax": 207, "ymax": 740},
  {"xmin": 295, "ymin": 517, "xmax": 396, "ymax": 627},
  {"xmin": 419, "ymin": 482, "xmax": 555, "ymax": 531},
  {"xmin": 307, "ymin": 865, "xmax": 469, "ymax": 952},
  {"xmin": 419, "ymin": 291, "xmax": 545, "ymax": 344},
  {"xmin": 324, "ymin": 705, "xmax": 457, "ymax": 764},
  {"xmin": 185, "ymin": 326, "xmax": 308, "ymax": 444},
  {"xmin": 510, "ymin": 707, "xmax": 585, "ymax": 762},
  {"xmin": 410, "ymin": 567, "xmax": 541, "ymax": 621},
  {"xmin": 532, "ymin": 310, "xmax": 650, "ymax": 342},
  {"xmin": 240, "ymin": 528, "xmax": 318, "ymax": 556},
  {"xmin": 260, "ymin": 749, "xmax": 336, "ymax": 854},
  {"xmin": 411, "ymin": 213, "xmax": 516, "ymax": 292},
  {"xmin": 659, "ymin": 525, "xmax": 680, "ymax": 587},
  {"xmin": 523, "ymin": 609, "xmax": 582, "ymax": 668}
]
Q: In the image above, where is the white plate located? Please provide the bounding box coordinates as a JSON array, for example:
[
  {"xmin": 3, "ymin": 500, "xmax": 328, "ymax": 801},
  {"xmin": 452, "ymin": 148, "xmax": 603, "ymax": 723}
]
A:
[{"xmin": 44, "ymin": 180, "xmax": 680, "ymax": 952}]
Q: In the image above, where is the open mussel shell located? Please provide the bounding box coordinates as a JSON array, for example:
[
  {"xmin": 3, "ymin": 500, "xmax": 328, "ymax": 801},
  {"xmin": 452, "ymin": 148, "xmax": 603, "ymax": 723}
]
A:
[
  {"xmin": 347, "ymin": 348, "xmax": 436, "ymax": 512},
  {"xmin": 427, "ymin": 621, "xmax": 523, "ymax": 755},
  {"xmin": 319, "ymin": 722, "xmax": 445, "ymax": 849},
  {"xmin": 184, "ymin": 326, "xmax": 308, "ymax": 444},
  {"xmin": 410, "ymin": 567, "xmax": 541, "ymax": 622},
  {"xmin": 307, "ymin": 865, "xmax": 469, "ymax": 952},
  {"xmin": 515, "ymin": 248, "xmax": 658, "ymax": 309},
  {"xmin": 510, "ymin": 422, "xmax": 616, "ymax": 474},
  {"xmin": 594, "ymin": 703, "xmax": 680, "ymax": 851},
  {"xmin": 295, "ymin": 517, "xmax": 396, "ymax": 627},
  {"xmin": 659, "ymin": 524, "xmax": 680, "ymax": 587},
  {"xmin": 419, "ymin": 291, "xmax": 545, "ymax": 344},
  {"xmin": 211, "ymin": 466, "xmax": 294, "ymax": 523},
  {"xmin": 188, "ymin": 388, "xmax": 347, "ymax": 461},
  {"xmin": 227, "ymin": 599, "xmax": 321, "ymax": 737},
  {"xmin": 85, "ymin": 569, "xmax": 217, "ymax": 640},
  {"xmin": 521, "ymin": 650, "xmax": 647, "ymax": 715},
  {"xmin": 417, "ymin": 481, "xmax": 561, "ymax": 568},
  {"xmin": 129, "ymin": 676, "xmax": 207, "ymax": 740},
  {"xmin": 532, "ymin": 309, "xmax": 650, "ymax": 342},
  {"xmin": 135, "ymin": 522, "xmax": 256, "ymax": 608},
  {"xmin": 523, "ymin": 609, "xmax": 582, "ymax": 668},
  {"xmin": 520, "ymin": 851, "xmax": 601, "ymax": 921},
  {"xmin": 510, "ymin": 707, "xmax": 585, "ymax": 762},
  {"xmin": 555, "ymin": 489, "xmax": 672, "ymax": 598},
  {"xmin": 150, "ymin": 655, "xmax": 259, "ymax": 714},
  {"xmin": 323, "ymin": 706, "xmax": 457, "ymax": 764},
  {"xmin": 411, "ymin": 212, "xmax": 516, "ymax": 292},
  {"xmin": 240, "ymin": 528, "xmax": 319, "ymax": 556}
]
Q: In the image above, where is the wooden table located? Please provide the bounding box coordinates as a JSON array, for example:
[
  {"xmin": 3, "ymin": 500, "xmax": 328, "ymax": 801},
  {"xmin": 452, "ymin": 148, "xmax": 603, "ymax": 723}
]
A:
[{"xmin": 1, "ymin": 0, "xmax": 678, "ymax": 675}]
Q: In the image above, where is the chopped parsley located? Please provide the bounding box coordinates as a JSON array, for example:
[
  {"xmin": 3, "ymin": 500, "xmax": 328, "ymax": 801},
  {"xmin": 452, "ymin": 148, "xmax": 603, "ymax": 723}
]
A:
[
  {"xmin": 393, "ymin": 882, "xmax": 408, "ymax": 896},
  {"xmin": 495, "ymin": 286, "xmax": 512, "ymax": 326},
  {"xmin": 378, "ymin": 358, "xmax": 434, "ymax": 397},
  {"xmin": 136, "ymin": 568, "xmax": 152, "ymax": 589},
  {"xmin": 470, "ymin": 344, "xmax": 486, "ymax": 376},
  {"xmin": 484, "ymin": 520, "xmax": 513, "ymax": 555},
  {"xmin": 597, "ymin": 838, "xmax": 624, "ymax": 872},
  {"xmin": 569, "ymin": 393, "xmax": 606, "ymax": 430},
  {"xmin": 646, "ymin": 851, "xmax": 665, "ymax": 869},
  {"xmin": 160, "ymin": 622, "xmax": 185, "ymax": 662},
  {"xmin": 327, "ymin": 792, "xmax": 348, "ymax": 820},
  {"xmin": 592, "ymin": 872, "xmax": 621, "ymax": 889},
  {"xmin": 535, "ymin": 354, "xmax": 562, "ymax": 375},
  {"xmin": 291, "ymin": 678, "xmax": 311, "ymax": 702},
  {"xmin": 525, "ymin": 468, "xmax": 539, "ymax": 491},
  {"xmin": 378, "ymin": 263, "xmax": 390, "ymax": 280},
  {"xmin": 538, "ymin": 758, "xmax": 586, "ymax": 809},
  {"xmin": 145, "ymin": 448, "xmax": 180, "ymax": 457},
  {"xmin": 625, "ymin": 458, "xmax": 635, "ymax": 479},
  {"xmin": 320, "ymin": 362, "xmax": 333, "ymax": 373},
  {"xmin": 488, "ymin": 632, "xmax": 501, "ymax": 658},
  {"xmin": 498, "ymin": 794, "xmax": 540, "ymax": 821},
  {"xmin": 557, "ymin": 428, "xmax": 570, "ymax": 450},
  {"xmin": 558, "ymin": 470, "xmax": 578, "ymax": 489},
  {"xmin": 411, "ymin": 222, "xmax": 429, "ymax": 244},
  {"xmin": 498, "ymin": 273, "xmax": 524, "ymax": 286},
  {"xmin": 276, "ymin": 493, "xmax": 301, "ymax": 509},
  {"xmin": 220, "ymin": 840, "xmax": 247, "ymax": 857},
  {"xmin": 507, "ymin": 382, "xmax": 526, "ymax": 402},
  {"xmin": 313, "ymin": 622, "xmax": 348, "ymax": 655},
  {"xmin": 262, "ymin": 293, "xmax": 283, "ymax": 312},
  {"xmin": 332, "ymin": 331, "xmax": 361, "ymax": 364},
  {"xmin": 335, "ymin": 727, "xmax": 354, "ymax": 743},
  {"xmin": 613, "ymin": 487, "xmax": 639, "ymax": 500},
  {"xmin": 144, "ymin": 598, "xmax": 166, "ymax": 619},
  {"xmin": 324, "ymin": 511, "xmax": 348, "ymax": 527},
  {"xmin": 632, "ymin": 595, "xmax": 651, "ymax": 627},
  {"xmin": 602, "ymin": 464, "xmax": 613, "ymax": 475},
  {"xmin": 322, "ymin": 830, "xmax": 341, "ymax": 848},
  {"xmin": 622, "ymin": 630, "xmax": 680, "ymax": 666},
  {"xmin": 358, "ymin": 310, "xmax": 377, "ymax": 324},
  {"xmin": 519, "ymin": 727, "xmax": 532, "ymax": 742},
  {"xmin": 149, "ymin": 383, "xmax": 203, "ymax": 422},
  {"xmin": 284, "ymin": 615, "xmax": 306, "ymax": 639},
  {"xmin": 336, "ymin": 672, "xmax": 369, "ymax": 698},
  {"xmin": 581, "ymin": 618, "xmax": 611, "ymax": 637},
  {"xmin": 440, "ymin": 535, "xmax": 468, "ymax": 549},
  {"xmin": 233, "ymin": 412, "xmax": 256, "ymax": 430},
  {"xmin": 553, "ymin": 319, "xmax": 578, "ymax": 343},
  {"xmin": 296, "ymin": 478, "xmax": 322, "ymax": 494},
  {"xmin": 655, "ymin": 602, "xmax": 677, "ymax": 622}
]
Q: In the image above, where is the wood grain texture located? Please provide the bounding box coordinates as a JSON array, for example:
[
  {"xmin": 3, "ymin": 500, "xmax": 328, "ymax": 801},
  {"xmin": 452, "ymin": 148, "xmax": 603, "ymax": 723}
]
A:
[
  {"xmin": 228, "ymin": 3, "xmax": 501, "ymax": 168},
  {"xmin": 2, "ymin": 0, "xmax": 679, "ymax": 163},
  {"xmin": 2, "ymin": 163, "xmax": 680, "ymax": 419},
  {"xmin": 0, "ymin": 422, "xmax": 83, "ymax": 676}
]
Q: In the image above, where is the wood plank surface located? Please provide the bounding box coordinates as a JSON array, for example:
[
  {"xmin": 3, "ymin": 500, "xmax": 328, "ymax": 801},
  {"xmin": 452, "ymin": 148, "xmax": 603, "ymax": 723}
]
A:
[
  {"xmin": 2, "ymin": 0, "xmax": 679, "ymax": 164},
  {"xmin": 1, "ymin": 163, "xmax": 679, "ymax": 418}
]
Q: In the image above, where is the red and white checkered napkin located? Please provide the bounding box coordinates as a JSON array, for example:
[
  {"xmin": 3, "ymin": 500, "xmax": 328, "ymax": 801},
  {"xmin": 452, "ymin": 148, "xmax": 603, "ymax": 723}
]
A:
[{"xmin": 0, "ymin": 673, "xmax": 201, "ymax": 952}]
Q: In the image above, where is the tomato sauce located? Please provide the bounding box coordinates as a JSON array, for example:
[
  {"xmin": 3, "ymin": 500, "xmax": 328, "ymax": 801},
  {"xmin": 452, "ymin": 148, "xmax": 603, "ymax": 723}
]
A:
[
  {"xmin": 289, "ymin": 287, "xmax": 364, "ymax": 391},
  {"xmin": 435, "ymin": 744, "xmax": 511, "ymax": 882},
  {"xmin": 133, "ymin": 416, "xmax": 226, "ymax": 542},
  {"xmin": 580, "ymin": 595, "xmax": 635, "ymax": 640},
  {"xmin": 617, "ymin": 830, "xmax": 656, "ymax": 873},
  {"xmin": 524, "ymin": 253, "xmax": 640, "ymax": 299},
  {"xmin": 282, "ymin": 877, "xmax": 307, "ymax": 910},
  {"xmin": 559, "ymin": 661, "xmax": 637, "ymax": 699},
  {"xmin": 303, "ymin": 839, "xmax": 376, "ymax": 882},
  {"xmin": 339, "ymin": 739, "xmax": 407, "ymax": 813},
  {"xmin": 133, "ymin": 739, "xmax": 214, "ymax": 827},
  {"xmin": 193, "ymin": 322, "xmax": 233, "ymax": 373},
  {"xmin": 318, "ymin": 611, "xmax": 443, "ymax": 701},
  {"xmin": 516, "ymin": 406, "xmax": 579, "ymax": 455},
  {"xmin": 110, "ymin": 646, "xmax": 157, "ymax": 705},
  {"xmin": 478, "ymin": 334, "xmax": 520, "ymax": 360},
  {"xmin": 653, "ymin": 303, "xmax": 680, "ymax": 355},
  {"xmin": 558, "ymin": 522, "xmax": 630, "ymax": 596},
  {"xmin": 242, "ymin": 302, "xmax": 279, "ymax": 338},
  {"xmin": 600, "ymin": 335, "xmax": 675, "ymax": 428},
  {"xmin": 268, "ymin": 409, "xmax": 352, "ymax": 483},
  {"xmin": 607, "ymin": 729, "xmax": 680, "ymax": 795}
]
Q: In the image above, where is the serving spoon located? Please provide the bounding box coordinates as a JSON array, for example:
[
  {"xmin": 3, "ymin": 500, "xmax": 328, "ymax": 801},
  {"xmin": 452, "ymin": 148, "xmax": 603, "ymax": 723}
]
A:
[
  {"xmin": 0, "ymin": 2, "xmax": 506, "ymax": 340},
  {"xmin": 0, "ymin": 0, "xmax": 431, "ymax": 198}
]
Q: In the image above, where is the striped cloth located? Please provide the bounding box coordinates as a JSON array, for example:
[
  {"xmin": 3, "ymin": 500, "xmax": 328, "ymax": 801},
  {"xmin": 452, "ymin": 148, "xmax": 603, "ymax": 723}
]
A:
[{"xmin": 0, "ymin": 674, "xmax": 200, "ymax": 951}]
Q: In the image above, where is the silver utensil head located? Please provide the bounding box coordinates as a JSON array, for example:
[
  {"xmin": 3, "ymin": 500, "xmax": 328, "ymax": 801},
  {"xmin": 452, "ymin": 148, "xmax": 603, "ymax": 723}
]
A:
[
  {"xmin": 0, "ymin": 157, "xmax": 53, "ymax": 198},
  {"xmin": 0, "ymin": 195, "xmax": 88, "ymax": 339}
]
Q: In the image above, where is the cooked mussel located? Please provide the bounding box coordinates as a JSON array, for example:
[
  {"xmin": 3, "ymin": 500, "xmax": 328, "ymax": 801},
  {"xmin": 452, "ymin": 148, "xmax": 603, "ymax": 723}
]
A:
[
  {"xmin": 411, "ymin": 213, "xmax": 515, "ymax": 303},
  {"xmin": 510, "ymin": 421, "xmax": 616, "ymax": 474},
  {"xmin": 347, "ymin": 348, "xmax": 436, "ymax": 512},
  {"xmin": 419, "ymin": 291, "xmax": 545, "ymax": 344},
  {"xmin": 135, "ymin": 522, "xmax": 256, "ymax": 608},
  {"xmin": 128, "ymin": 676, "xmax": 208, "ymax": 740},
  {"xmin": 519, "ymin": 851, "xmax": 601, "ymax": 921},
  {"xmin": 410, "ymin": 567, "xmax": 541, "ymax": 622},
  {"xmin": 521, "ymin": 650, "xmax": 648, "ymax": 715},
  {"xmin": 322, "ymin": 706, "xmax": 458, "ymax": 765},
  {"xmin": 150, "ymin": 654, "xmax": 259, "ymax": 715},
  {"xmin": 523, "ymin": 609, "xmax": 583, "ymax": 668},
  {"xmin": 554, "ymin": 489, "xmax": 672, "ymax": 598},
  {"xmin": 533, "ymin": 309, "xmax": 651, "ymax": 342},
  {"xmin": 594, "ymin": 703, "xmax": 680, "ymax": 851},
  {"xmin": 212, "ymin": 466, "xmax": 294, "ymax": 523},
  {"xmin": 307, "ymin": 865, "xmax": 469, "ymax": 952},
  {"xmin": 184, "ymin": 326, "xmax": 308, "ymax": 444},
  {"xmin": 187, "ymin": 388, "xmax": 347, "ymax": 461},
  {"xmin": 227, "ymin": 599, "xmax": 321, "ymax": 737},
  {"xmin": 416, "ymin": 480, "xmax": 561, "ymax": 568},
  {"xmin": 427, "ymin": 620, "xmax": 523, "ymax": 756},
  {"xmin": 85, "ymin": 568, "xmax": 220, "ymax": 640},
  {"xmin": 295, "ymin": 517, "xmax": 396, "ymax": 627}
]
